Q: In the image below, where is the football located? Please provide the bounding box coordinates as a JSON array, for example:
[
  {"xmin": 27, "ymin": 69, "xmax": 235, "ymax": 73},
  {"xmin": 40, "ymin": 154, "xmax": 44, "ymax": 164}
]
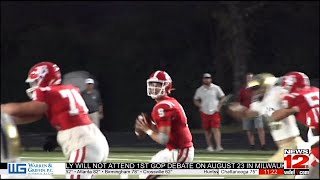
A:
[
  {"xmin": 135, "ymin": 127, "xmax": 146, "ymax": 139},
  {"xmin": 134, "ymin": 113, "xmax": 152, "ymax": 139}
]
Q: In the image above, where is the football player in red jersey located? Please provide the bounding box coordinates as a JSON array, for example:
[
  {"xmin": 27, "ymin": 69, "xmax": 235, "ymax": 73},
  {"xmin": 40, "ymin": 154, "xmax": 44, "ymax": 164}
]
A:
[
  {"xmin": 296, "ymin": 107, "xmax": 320, "ymax": 179},
  {"xmin": 270, "ymin": 72, "xmax": 319, "ymax": 179},
  {"xmin": 136, "ymin": 70, "xmax": 194, "ymax": 179},
  {"xmin": 1, "ymin": 62, "xmax": 109, "ymax": 179}
]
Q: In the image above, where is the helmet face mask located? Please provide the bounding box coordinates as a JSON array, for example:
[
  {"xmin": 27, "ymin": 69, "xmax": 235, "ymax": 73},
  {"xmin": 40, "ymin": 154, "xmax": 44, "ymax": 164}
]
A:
[
  {"xmin": 251, "ymin": 85, "xmax": 266, "ymax": 100},
  {"xmin": 283, "ymin": 83, "xmax": 293, "ymax": 92},
  {"xmin": 26, "ymin": 79, "xmax": 41, "ymax": 99},
  {"xmin": 28, "ymin": 79, "xmax": 40, "ymax": 89},
  {"xmin": 146, "ymin": 71, "xmax": 172, "ymax": 99},
  {"xmin": 147, "ymin": 80, "xmax": 170, "ymax": 99},
  {"xmin": 282, "ymin": 75, "xmax": 296, "ymax": 92}
]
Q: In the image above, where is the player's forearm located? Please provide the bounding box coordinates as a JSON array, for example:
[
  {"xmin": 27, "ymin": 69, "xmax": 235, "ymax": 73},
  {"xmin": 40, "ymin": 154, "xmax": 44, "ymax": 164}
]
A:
[
  {"xmin": 146, "ymin": 130, "xmax": 169, "ymax": 145},
  {"xmin": 1, "ymin": 103, "xmax": 30, "ymax": 116},
  {"xmin": 228, "ymin": 103, "xmax": 247, "ymax": 119},
  {"xmin": 13, "ymin": 115, "xmax": 42, "ymax": 125},
  {"xmin": 271, "ymin": 108, "xmax": 296, "ymax": 122},
  {"xmin": 243, "ymin": 109, "xmax": 259, "ymax": 120},
  {"xmin": 149, "ymin": 132, "xmax": 162, "ymax": 144},
  {"xmin": 1, "ymin": 102, "xmax": 46, "ymax": 116}
]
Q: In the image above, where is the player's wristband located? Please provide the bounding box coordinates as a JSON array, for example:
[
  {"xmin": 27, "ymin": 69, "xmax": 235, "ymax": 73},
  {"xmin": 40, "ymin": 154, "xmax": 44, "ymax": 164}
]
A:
[{"xmin": 146, "ymin": 129, "xmax": 153, "ymax": 136}]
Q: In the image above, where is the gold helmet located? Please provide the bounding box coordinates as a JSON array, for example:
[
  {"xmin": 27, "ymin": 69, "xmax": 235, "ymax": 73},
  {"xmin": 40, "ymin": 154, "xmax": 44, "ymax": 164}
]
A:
[
  {"xmin": 247, "ymin": 73, "xmax": 278, "ymax": 91},
  {"xmin": 1, "ymin": 113, "xmax": 21, "ymax": 162}
]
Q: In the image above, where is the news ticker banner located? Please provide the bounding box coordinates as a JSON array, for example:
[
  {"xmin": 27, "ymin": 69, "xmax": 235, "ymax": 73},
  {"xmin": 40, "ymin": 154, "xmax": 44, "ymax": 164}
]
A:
[
  {"xmin": 0, "ymin": 162, "xmax": 310, "ymax": 176},
  {"xmin": 0, "ymin": 149, "xmax": 311, "ymax": 176}
]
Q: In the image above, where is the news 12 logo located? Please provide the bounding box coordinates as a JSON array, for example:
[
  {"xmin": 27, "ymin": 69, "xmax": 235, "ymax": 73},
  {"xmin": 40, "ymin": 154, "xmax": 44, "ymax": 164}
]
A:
[
  {"xmin": 8, "ymin": 163, "xmax": 27, "ymax": 174},
  {"xmin": 284, "ymin": 149, "xmax": 310, "ymax": 169}
]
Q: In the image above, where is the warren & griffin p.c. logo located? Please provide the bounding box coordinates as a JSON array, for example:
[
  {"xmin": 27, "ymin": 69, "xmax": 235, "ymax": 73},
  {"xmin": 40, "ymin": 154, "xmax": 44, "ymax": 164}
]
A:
[{"xmin": 8, "ymin": 163, "xmax": 27, "ymax": 174}]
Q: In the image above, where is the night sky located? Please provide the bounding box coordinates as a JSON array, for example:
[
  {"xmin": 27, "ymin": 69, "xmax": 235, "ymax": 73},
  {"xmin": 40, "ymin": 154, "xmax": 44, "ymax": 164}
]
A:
[{"xmin": 1, "ymin": 1, "xmax": 319, "ymax": 131}]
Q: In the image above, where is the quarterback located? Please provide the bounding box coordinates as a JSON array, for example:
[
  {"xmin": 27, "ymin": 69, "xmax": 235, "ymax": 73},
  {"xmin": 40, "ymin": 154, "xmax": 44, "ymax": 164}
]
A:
[{"xmin": 135, "ymin": 70, "xmax": 194, "ymax": 179}]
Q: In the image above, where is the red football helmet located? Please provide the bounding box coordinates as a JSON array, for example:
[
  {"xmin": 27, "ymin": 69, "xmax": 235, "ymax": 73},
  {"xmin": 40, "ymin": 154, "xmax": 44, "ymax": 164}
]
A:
[
  {"xmin": 282, "ymin": 71, "xmax": 310, "ymax": 93},
  {"xmin": 147, "ymin": 70, "xmax": 173, "ymax": 99},
  {"xmin": 25, "ymin": 62, "xmax": 62, "ymax": 98}
]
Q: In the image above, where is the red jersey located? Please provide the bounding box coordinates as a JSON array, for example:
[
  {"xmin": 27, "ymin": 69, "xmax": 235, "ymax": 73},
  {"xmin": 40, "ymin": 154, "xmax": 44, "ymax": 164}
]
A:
[
  {"xmin": 151, "ymin": 96, "xmax": 193, "ymax": 150},
  {"xmin": 32, "ymin": 84, "xmax": 92, "ymax": 130},
  {"xmin": 307, "ymin": 107, "xmax": 319, "ymax": 133},
  {"xmin": 282, "ymin": 87, "xmax": 319, "ymax": 125},
  {"xmin": 306, "ymin": 103, "xmax": 320, "ymax": 162},
  {"xmin": 239, "ymin": 87, "xmax": 252, "ymax": 108}
]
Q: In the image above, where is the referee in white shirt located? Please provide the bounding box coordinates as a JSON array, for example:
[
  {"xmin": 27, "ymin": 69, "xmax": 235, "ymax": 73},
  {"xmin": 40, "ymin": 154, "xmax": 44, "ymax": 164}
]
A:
[{"xmin": 194, "ymin": 73, "xmax": 225, "ymax": 152}]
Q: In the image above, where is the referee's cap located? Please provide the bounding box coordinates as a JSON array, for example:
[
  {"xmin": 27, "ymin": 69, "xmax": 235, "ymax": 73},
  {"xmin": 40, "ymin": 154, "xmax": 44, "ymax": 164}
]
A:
[
  {"xmin": 203, "ymin": 73, "xmax": 212, "ymax": 78},
  {"xmin": 85, "ymin": 78, "xmax": 94, "ymax": 84}
]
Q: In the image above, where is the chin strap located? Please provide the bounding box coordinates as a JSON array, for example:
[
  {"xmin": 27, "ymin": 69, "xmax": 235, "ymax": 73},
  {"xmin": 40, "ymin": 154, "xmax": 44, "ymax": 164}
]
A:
[{"xmin": 26, "ymin": 87, "xmax": 37, "ymax": 100}]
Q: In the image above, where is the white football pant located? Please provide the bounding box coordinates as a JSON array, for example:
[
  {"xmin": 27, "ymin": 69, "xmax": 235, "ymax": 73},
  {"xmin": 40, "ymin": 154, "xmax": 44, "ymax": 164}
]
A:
[{"xmin": 66, "ymin": 141, "xmax": 109, "ymax": 179}]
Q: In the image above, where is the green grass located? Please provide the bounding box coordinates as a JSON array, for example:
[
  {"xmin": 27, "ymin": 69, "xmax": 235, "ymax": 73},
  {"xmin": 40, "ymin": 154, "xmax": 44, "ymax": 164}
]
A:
[{"xmin": 19, "ymin": 148, "xmax": 290, "ymax": 179}]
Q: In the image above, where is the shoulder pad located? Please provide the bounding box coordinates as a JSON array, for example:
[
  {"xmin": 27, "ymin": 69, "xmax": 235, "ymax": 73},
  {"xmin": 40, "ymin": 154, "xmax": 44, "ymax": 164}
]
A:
[
  {"xmin": 284, "ymin": 94, "xmax": 296, "ymax": 99},
  {"xmin": 39, "ymin": 87, "xmax": 51, "ymax": 91},
  {"xmin": 155, "ymin": 100, "xmax": 175, "ymax": 109},
  {"xmin": 291, "ymin": 93, "xmax": 299, "ymax": 97}
]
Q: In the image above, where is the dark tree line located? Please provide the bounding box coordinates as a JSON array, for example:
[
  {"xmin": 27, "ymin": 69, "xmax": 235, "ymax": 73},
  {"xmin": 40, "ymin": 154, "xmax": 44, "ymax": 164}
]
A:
[{"xmin": 1, "ymin": 1, "xmax": 318, "ymax": 131}]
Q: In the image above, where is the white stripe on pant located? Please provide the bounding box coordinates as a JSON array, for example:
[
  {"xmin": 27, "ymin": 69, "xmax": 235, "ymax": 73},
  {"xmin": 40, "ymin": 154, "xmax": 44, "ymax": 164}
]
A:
[{"xmin": 66, "ymin": 142, "xmax": 109, "ymax": 179}]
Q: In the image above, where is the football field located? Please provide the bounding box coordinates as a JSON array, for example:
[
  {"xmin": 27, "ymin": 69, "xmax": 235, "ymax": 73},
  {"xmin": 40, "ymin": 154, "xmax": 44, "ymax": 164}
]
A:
[{"xmin": 20, "ymin": 147, "xmax": 289, "ymax": 179}]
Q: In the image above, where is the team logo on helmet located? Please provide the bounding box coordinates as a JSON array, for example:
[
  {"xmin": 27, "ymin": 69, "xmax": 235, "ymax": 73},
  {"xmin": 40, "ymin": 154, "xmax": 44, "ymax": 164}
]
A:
[
  {"xmin": 28, "ymin": 65, "xmax": 49, "ymax": 80},
  {"xmin": 25, "ymin": 62, "xmax": 62, "ymax": 99}
]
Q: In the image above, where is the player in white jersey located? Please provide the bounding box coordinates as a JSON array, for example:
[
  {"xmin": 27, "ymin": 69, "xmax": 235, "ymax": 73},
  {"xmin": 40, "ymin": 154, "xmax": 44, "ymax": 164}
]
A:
[
  {"xmin": 1, "ymin": 113, "xmax": 54, "ymax": 179},
  {"xmin": 227, "ymin": 73, "xmax": 305, "ymax": 179}
]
